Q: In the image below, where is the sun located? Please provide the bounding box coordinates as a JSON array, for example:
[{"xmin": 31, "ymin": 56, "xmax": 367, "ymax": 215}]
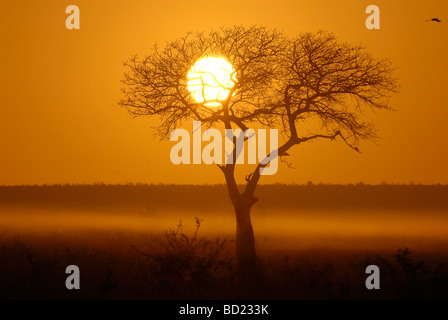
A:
[{"xmin": 187, "ymin": 57, "xmax": 236, "ymax": 107}]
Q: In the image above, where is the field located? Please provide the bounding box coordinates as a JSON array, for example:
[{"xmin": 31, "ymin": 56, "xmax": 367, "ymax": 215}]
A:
[{"xmin": 1, "ymin": 184, "xmax": 448, "ymax": 299}]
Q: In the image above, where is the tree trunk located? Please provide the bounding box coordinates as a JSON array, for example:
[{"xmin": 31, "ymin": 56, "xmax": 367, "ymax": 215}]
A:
[{"xmin": 234, "ymin": 196, "xmax": 257, "ymax": 277}]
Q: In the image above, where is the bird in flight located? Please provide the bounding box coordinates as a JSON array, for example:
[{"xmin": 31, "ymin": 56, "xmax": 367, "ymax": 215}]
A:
[{"xmin": 426, "ymin": 18, "xmax": 442, "ymax": 22}]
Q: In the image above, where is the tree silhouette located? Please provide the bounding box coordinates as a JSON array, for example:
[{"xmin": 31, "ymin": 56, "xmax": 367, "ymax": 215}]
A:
[{"xmin": 119, "ymin": 26, "xmax": 398, "ymax": 276}]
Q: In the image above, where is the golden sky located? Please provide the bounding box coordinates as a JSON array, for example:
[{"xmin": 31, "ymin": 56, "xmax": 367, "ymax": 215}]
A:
[{"xmin": 1, "ymin": 0, "xmax": 447, "ymax": 185}]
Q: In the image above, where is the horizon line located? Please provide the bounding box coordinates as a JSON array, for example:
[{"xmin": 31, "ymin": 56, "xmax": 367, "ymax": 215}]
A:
[{"xmin": 1, "ymin": 182, "xmax": 447, "ymax": 187}]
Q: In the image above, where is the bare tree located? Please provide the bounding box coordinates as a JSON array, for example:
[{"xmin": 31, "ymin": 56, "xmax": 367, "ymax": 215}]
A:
[{"xmin": 119, "ymin": 26, "xmax": 398, "ymax": 276}]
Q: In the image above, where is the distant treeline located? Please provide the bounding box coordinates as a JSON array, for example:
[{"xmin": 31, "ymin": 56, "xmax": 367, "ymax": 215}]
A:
[{"xmin": 1, "ymin": 184, "xmax": 447, "ymax": 211}]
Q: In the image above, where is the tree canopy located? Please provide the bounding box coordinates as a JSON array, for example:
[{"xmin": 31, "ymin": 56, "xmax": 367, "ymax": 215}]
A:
[
  {"xmin": 120, "ymin": 26, "xmax": 397, "ymax": 150},
  {"xmin": 120, "ymin": 26, "xmax": 397, "ymax": 193}
]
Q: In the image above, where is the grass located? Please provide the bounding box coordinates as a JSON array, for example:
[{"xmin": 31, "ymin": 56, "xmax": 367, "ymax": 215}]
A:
[{"xmin": 0, "ymin": 218, "xmax": 447, "ymax": 300}]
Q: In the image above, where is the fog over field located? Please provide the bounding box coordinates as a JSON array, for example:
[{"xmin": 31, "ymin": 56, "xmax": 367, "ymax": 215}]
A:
[
  {"xmin": 1, "ymin": 184, "xmax": 447, "ymax": 299},
  {"xmin": 1, "ymin": 184, "xmax": 448, "ymax": 253}
]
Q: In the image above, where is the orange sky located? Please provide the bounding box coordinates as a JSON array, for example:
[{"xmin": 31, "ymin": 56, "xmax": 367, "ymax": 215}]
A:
[{"xmin": 1, "ymin": 0, "xmax": 447, "ymax": 185}]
